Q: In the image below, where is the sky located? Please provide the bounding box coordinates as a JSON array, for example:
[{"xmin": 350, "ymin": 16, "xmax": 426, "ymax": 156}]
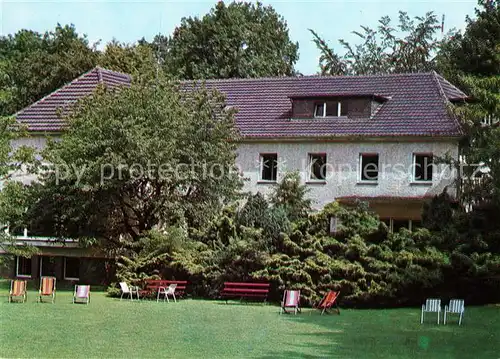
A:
[{"xmin": 0, "ymin": 0, "xmax": 478, "ymax": 75}]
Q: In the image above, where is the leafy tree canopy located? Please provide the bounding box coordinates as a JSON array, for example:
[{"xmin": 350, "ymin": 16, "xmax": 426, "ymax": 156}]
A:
[
  {"xmin": 437, "ymin": 0, "xmax": 500, "ymax": 79},
  {"xmin": 0, "ymin": 24, "xmax": 98, "ymax": 115},
  {"xmin": 454, "ymin": 75, "xmax": 500, "ymax": 207},
  {"xmin": 163, "ymin": 1, "xmax": 299, "ymax": 79},
  {"xmin": 19, "ymin": 77, "xmax": 242, "ymax": 254},
  {"xmin": 97, "ymin": 40, "xmax": 160, "ymax": 81},
  {"xmin": 310, "ymin": 11, "xmax": 443, "ymax": 75}
]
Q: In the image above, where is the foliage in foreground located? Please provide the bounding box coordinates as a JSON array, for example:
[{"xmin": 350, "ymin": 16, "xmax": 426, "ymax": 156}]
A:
[{"xmin": 112, "ymin": 174, "xmax": 500, "ymax": 307}]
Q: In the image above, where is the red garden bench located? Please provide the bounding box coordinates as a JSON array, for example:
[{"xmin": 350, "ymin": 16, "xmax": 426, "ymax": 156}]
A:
[
  {"xmin": 220, "ymin": 282, "xmax": 270, "ymax": 303},
  {"xmin": 139, "ymin": 280, "xmax": 188, "ymax": 298}
]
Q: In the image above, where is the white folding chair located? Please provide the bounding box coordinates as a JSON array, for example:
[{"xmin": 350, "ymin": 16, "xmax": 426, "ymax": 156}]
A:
[
  {"xmin": 444, "ymin": 299, "xmax": 465, "ymax": 325},
  {"xmin": 157, "ymin": 284, "xmax": 177, "ymax": 302},
  {"xmin": 119, "ymin": 282, "xmax": 140, "ymax": 301},
  {"xmin": 421, "ymin": 298, "xmax": 441, "ymax": 324}
]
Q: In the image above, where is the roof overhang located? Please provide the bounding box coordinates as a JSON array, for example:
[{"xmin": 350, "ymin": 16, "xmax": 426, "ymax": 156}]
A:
[{"xmin": 238, "ymin": 135, "xmax": 462, "ymax": 143}]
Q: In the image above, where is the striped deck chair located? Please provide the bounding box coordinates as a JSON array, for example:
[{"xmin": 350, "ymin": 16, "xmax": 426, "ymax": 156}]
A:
[
  {"xmin": 38, "ymin": 276, "xmax": 56, "ymax": 303},
  {"xmin": 73, "ymin": 285, "xmax": 91, "ymax": 305},
  {"xmin": 444, "ymin": 299, "xmax": 464, "ymax": 326},
  {"xmin": 9, "ymin": 280, "xmax": 27, "ymax": 303},
  {"xmin": 314, "ymin": 291, "xmax": 340, "ymax": 315},
  {"xmin": 280, "ymin": 290, "xmax": 301, "ymax": 315},
  {"xmin": 421, "ymin": 298, "xmax": 441, "ymax": 324}
]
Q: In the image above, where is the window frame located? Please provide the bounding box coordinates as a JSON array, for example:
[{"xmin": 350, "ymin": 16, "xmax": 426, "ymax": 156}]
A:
[
  {"xmin": 308, "ymin": 153, "xmax": 327, "ymax": 181},
  {"xmin": 359, "ymin": 153, "xmax": 380, "ymax": 182},
  {"xmin": 16, "ymin": 256, "xmax": 32, "ymax": 278},
  {"xmin": 314, "ymin": 101, "xmax": 343, "ymax": 118},
  {"xmin": 64, "ymin": 257, "xmax": 80, "ymax": 281},
  {"xmin": 383, "ymin": 218, "xmax": 414, "ymax": 233},
  {"xmin": 314, "ymin": 102, "xmax": 326, "ymax": 118},
  {"xmin": 259, "ymin": 153, "xmax": 278, "ymax": 182},
  {"xmin": 413, "ymin": 153, "xmax": 433, "ymax": 182}
]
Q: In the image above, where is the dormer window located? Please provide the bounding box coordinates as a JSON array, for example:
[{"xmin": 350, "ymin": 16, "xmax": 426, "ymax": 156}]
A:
[
  {"xmin": 314, "ymin": 101, "xmax": 347, "ymax": 118},
  {"xmin": 314, "ymin": 103, "xmax": 325, "ymax": 117}
]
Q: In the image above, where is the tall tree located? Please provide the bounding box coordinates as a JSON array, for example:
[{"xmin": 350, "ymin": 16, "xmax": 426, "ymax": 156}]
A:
[
  {"xmin": 0, "ymin": 24, "xmax": 98, "ymax": 115},
  {"xmin": 163, "ymin": 1, "xmax": 299, "ymax": 79},
  {"xmin": 437, "ymin": 0, "xmax": 500, "ymax": 79},
  {"xmin": 454, "ymin": 76, "xmax": 500, "ymax": 207},
  {"xmin": 310, "ymin": 11, "xmax": 442, "ymax": 75},
  {"xmin": 98, "ymin": 40, "xmax": 159, "ymax": 80},
  {"xmin": 21, "ymin": 78, "xmax": 242, "ymax": 254}
]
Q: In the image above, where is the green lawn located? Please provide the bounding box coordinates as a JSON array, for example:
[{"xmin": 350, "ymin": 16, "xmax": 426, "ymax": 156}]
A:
[{"xmin": 0, "ymin": 288, "xmax": 499, "ymax": 359}]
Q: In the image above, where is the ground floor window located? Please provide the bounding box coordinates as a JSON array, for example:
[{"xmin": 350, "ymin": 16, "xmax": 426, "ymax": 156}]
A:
[
  {"xmin": 16, "ymin": 256, "xmax": 32, "ymax": 277},
  {"xmin": 382, "ymin": 218, "xmax": 421, "ymax": 233},
  {"xmin": 393, "ymin": 219, "xmax": 409, "ymax": 233},
  {"xmin": 40, "ymin": 256, "xmax": 57, "ymax": 277},
  {"xmin": 64, "ymin": 257, "xmax": 80, "ymax": 280}
]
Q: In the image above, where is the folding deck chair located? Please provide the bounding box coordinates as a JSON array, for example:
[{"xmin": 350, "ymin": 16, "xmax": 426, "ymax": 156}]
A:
[
  {"xmin": 9, "ymin": 279, "xmax": 27, "ymax": 303},
  {"xmin": 38, "ymin": 276, "xmax": 56, "ymax": 303},
  {"xmin": 157, "ymin": 284, "xmax": 177, "ymax": 303},
  {"xmin": 421, "ymin": 298, "xmax": 441, "ymax": 324},
  {"xmin": 119, "ymin": 282, "xmax": 140, "ymax": 301},
  {"xmin": 73, "ymin": 285, "xmax": 91, "ymax": 304},
  {"xmin": 314, "ymin": 291, "xmax": 340, "ymax": 315},
  {"xmin": 444, "ymin": 299, "xmax": 465, "ymax": 325},
  {"xmin": 280, "ymin": 290, "xmax": 301, "ymax": 315}
]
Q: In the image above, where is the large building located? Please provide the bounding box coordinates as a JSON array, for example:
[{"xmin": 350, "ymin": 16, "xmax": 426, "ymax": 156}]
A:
[{"xmin": 4, "ymin": 67, "xmax": 468, "ymax": 282}]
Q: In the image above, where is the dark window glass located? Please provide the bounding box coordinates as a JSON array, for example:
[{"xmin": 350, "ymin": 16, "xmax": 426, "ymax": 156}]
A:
[
  {"xmin": 309, "ymin": 154, "xmax": 327, "ymax": 180},
  {"xmin": 360, "ymin": 154, "xmax": 379, "ymax": 181},
  {"xmin": 414, "ymin": 154, "xmax": 433, "ymax": 181},
  {"xmin": 314, "ymin": 103, "xmax": 325, "ymax": 117},
  {"xmin": 325, "ymin": 101, "xmax": 338, "ymax": 116},
  {"xmin": 17, "ymin": 256, "xmax": 32, "ymax": 276},
  {"xmin": 41, "ymin": 256, "xmax": 57, "ymax": 277},
  {"xmin": 393, "ymin": 219, "xmax": 410, "ymax": 232},
  {"xmin": 411, "ymin": 220, "xmax": 422, "ymax": 231},
  {"xmin": 261, "ymin": 154, "xmax": 278, "ymax": 181},
  {"xmin": 65, "ymin": 257, "xmax": 80, "ymax": 279},
  {"xmin": 340, "ymin": 101, "xmax": 348, "ymax": 116}
]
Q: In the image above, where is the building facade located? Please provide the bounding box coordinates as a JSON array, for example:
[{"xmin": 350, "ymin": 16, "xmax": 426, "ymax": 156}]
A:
[{"xmin": 4, "ymin": 67, "xmax": 468, "ymax": 282}]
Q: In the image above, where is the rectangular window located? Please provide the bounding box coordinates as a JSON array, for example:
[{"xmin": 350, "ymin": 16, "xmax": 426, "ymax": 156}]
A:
[
  {"xmin": 330, "ymin": 216, "xmax": 342, "ymax": 235},
  {"xmin": 410, "ymin": 220, "xmax": 422, "ymax": 231},
  {"xmin": 260, "ymin": 153, "xmax": 278, "ymax": 181},
  {"xmin": 360, "ymin": 153, "xmax": 379, "ymax": 181},
  {"xmin": 314, "ymin": 103, "xmax": 325, "ymax": 117},
  {"xmin": 64, "ymin": 257, "xmax": 80, "ymax": 280},
  {"xmin": 309, "ymin": 153, "xmax": 327, "ymax": 180},
  {"xmin": 392, "ymin": 219, "xmax": 410, "ymax": 232},
  {"xmin": 413, "ymin": 154, "xmax": 433, "ymax": 182},
  {"xmin": 325, "ymin": 101, "xmax": 339, "ymax": 117},
  {"xmin": 315, "ymin": 101, "xmax": 347, "ymax": 118},
  {"xmin": 16, "ymin": 256, "xmax": 32, "ymax": 277}
]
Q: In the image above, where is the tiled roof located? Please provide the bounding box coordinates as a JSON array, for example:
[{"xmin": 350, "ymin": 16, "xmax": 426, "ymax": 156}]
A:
[
  {"xmin": 199, "ymin": 71, "xmax": 466, "ymax": 138},
  {"xmin": 15, "ymin": 67, "xmax": 131, "ymax": 132},
  {"xmin": 16, "ymin": 68, "xmax": 466, "ymax": 138},
  {"xmin": 434, "ymin": 73, "xmax": 468, "ymax": 101}
]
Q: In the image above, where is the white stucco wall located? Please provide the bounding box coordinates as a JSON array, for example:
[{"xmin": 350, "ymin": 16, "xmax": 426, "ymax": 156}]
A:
[
  {"xmin": 4, "ymin": 136, "xmax": 50, "ymax": 187},
  {"xmin": 237, "ymin": 140, "xmax": 459, "ymax": 209},
  {"xmin": 11, "ymin": 136, "xmax": 49, "ymax": 151},
  {"xmin": 5, "ymin": 136, "xmax": 459, "ymax": 211}
]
